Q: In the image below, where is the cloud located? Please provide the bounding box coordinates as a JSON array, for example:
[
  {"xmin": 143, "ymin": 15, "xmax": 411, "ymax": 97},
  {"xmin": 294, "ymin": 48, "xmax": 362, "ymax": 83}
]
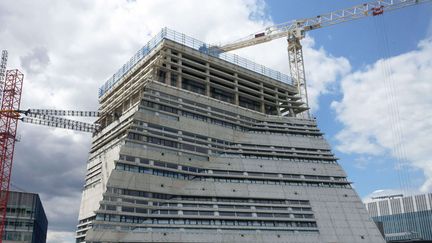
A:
[
  {"xmin": 47, "ymin": 231, "xmax": 76, "ymax": 243},
  {"xmin": 12, "ymin": 125, "xmax": 90, "ymax": 235},
  {"xmin": 231, "ymin": 36, "xmax": 351, "ymax": 113},
  {"xmin": 0, "ymin": 0, "xmax": 351, "ymax": 242},
  {"xmin": 302, "ymin": 37, "xmax": 351, "ymax": 112},
  {"xmin": 332, "ymin": 37, "xmax": 432, "ymax": 192},
  {"xmin": 352, "ymin": 156, "xmax": 382, "ymax": 170},
  {"xmin": 20, "ymin": 47, "xmax": 50, "ymax": 75},
  {"xmin": 362, "ymin": 188, "xmax": 406, "ymax": 204}
]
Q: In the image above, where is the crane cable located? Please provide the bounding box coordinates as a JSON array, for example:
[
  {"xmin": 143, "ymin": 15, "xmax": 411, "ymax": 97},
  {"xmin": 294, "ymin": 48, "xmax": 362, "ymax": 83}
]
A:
[
  {"xmin": 373, "ymin": 14, "xmax": 411, "ymax": 238},
  {"xmin": 373, "ymin": 15, "xmax": 420, "ymax": 239},
  {"xmin": 9, "ymin": 182, "xmax": 27, "ymax": 193}
]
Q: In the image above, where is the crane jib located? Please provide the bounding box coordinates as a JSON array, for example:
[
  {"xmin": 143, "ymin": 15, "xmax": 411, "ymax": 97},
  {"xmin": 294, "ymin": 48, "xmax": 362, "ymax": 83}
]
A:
[{"xmin": 216, "ymin": 0, "xmax": 430, "ymax": 119}]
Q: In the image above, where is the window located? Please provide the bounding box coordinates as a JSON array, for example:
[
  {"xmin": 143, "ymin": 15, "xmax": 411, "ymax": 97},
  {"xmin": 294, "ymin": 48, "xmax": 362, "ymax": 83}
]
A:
[
  {"xmin": 171, "ymin": 74, "xmax": 178, "ymax": 86},
  {"xmin": 199, "ymin": 211, "xmax": 214, "ymax": 216},
  {"xmin": 257, "ymin": 213, "xmax": 272, "ymax": 218},
  {"xmin": 154, "ymin": 161, "xmax": 165, "ymax": 167},
  {"xmin": 136, "ymin": 208, "xmax": 147, "ymax": 214},
  {"xmin": 238, "ymin": 221, "xmax": 248, "ymax": 226},
  {"xmin": 166, "ymin": 163, "xmax": 178, "ymax": 169},
  {"xmin": 182, "ymin": 78, "xmax": 205, "ymax": 94},
  {"xmin": 183, "ymin": 211, "xmax": 199, "ymax": 215},
  {"xmin": 219, "ymin": 211, "xmax": 235, "ymax": 217},
  {"xmin": 105, "ymin": 205, "xmax": 116, "ymax": 211},
  {"xmin": 122, "ymin": 207, "xmax": 134, "ymax": 212}
]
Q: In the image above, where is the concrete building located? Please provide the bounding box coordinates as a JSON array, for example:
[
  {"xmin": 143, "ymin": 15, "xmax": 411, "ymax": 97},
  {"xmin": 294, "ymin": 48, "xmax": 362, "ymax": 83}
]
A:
[
  {"xmin": 76, "ymin": 28, "xmax": 384, "ymax": 243},
  {"xmin": 365, "ymin": 193, "xmax": 432, "ymax": 242},
  {"xmin": 3, "ymin": 191, "xmax": 47, "ymax": 243}
]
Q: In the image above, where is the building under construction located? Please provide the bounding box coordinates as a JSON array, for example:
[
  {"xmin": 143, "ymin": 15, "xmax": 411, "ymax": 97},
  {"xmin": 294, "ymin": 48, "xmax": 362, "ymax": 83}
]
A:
[{"xmin": 74, "ymin": 28, "xmax": 384, "ymax": 243}]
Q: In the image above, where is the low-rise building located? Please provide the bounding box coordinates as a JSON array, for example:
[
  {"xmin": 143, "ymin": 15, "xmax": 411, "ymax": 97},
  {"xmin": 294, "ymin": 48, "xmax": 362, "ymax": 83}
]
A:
[
  {"xmin": 365, "ymin": 193, "xmax": 432, "ymax": 242},
  {"xmin": 3, "ymin": 191, "xmax": 48, "ymax": 243}
]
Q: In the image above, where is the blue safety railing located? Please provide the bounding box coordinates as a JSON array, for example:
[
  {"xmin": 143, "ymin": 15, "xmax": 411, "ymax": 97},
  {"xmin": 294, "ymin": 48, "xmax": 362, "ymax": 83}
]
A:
[{"xmin": 99, "ymin": 27, "xmax": 292, "ymax": 98}]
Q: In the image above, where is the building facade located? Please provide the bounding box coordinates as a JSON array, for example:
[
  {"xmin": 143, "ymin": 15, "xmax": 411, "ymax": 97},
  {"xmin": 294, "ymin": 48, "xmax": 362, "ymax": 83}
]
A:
[
  {"xmin": 365, "ymin": 193, "xmax": 432, "ymax": 242},
  {"xmin": 76, "ymin": 28, "xmax": 384, "ymax": 243},
  {"xmin": 3, "ymin": 191, "xmax": 47, "ymax": 243}
]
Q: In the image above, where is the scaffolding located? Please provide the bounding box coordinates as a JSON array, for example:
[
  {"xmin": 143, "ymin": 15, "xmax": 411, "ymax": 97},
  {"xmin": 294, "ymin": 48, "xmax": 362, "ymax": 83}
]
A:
[{"xmin": 98, "ymin": 28, "xmax": 292, "ymax": 98}]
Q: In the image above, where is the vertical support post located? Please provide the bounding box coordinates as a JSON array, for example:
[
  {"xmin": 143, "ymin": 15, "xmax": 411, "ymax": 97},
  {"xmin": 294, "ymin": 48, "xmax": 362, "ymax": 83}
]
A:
[
  {"xmin": 275, "ymin": 88, "xmax": 281, "ymax": 116},
  {"xmin": 165, "ymin": 49, "xmax": 172, "ymax": 85},
  {"xmin": 0, "ymin": 69, "xmax": 24, "ymax": 243},
  {"xmin": 205, "ymin": 63, "xmax": 210, "ymax": 97},
  {"xmin": 234, "ymin": 73, "xmax": 239, "ymax": 106},
  {"xmin": 287, "ymin": 38, "xmax": 310, "ymax": 118},
  {"xmin": 260, "ymin": 82, "xmax": 265, "ymax": 113},
  {"xmin": 0, "ymin": 51, "xmax": 8, "ymax": 104},
  {"xmin": 177, "ymin": 53, "xmax": 182, "ymax": 89},
  {"xmin": 288, "ymin": 91, "xmax": 295, "ymax": 117}
]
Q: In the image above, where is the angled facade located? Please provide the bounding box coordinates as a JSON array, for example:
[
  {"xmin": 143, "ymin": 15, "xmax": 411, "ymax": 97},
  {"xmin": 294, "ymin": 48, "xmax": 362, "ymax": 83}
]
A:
[{"xmin": 76, "ymin": 28, "xmax": 384, "ymax": 243}]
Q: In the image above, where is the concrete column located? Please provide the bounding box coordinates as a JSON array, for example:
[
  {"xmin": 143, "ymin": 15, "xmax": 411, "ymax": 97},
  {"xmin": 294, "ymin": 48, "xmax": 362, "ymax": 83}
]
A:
[
  {"xmin": 288, "ymin": 91, "xmax": 295, "ymax": 116},
  {"xmin": 234, "ymin": 73, "xmax": 239, "ymax": 105},
  {"xmin": 260, "ymin": 82, "xmax": 265, "ymax": 113},
  {"xmin": 275, "ymin": 88, "xmax": 281, "ymax": 116},
  {"xmin": 177, "ymin": 53, "xmax": 182, "ymax": 89},
  {"xmin": 165, "ymin": 49, "xmax": 171, "ymax": 85},
  {"xmin": 205, "ymin": 63, "xmax": 210, "ymax": 97}
]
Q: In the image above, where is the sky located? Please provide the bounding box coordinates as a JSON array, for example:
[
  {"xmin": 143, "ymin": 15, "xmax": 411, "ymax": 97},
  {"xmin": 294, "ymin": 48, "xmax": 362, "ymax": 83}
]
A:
[{"xmin": 0, "ymin": 0, "xmax": 431, "ymax": 242}]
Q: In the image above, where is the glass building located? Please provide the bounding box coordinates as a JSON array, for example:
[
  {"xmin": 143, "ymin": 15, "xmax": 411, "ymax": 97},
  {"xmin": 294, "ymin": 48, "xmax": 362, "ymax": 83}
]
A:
[
  {"xmin": 3, "ymin": 191, "xmax": 48, "ymax": 243},
  {"xmin": 365, "ymin": 193, "xmax": 432, "ymax": 242}
]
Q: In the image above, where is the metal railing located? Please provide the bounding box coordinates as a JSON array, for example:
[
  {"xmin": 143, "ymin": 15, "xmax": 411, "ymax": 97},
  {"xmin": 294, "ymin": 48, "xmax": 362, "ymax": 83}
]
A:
[{"xmin": 99, "ymin": 27, "xmax": 292, "ymax": 98}]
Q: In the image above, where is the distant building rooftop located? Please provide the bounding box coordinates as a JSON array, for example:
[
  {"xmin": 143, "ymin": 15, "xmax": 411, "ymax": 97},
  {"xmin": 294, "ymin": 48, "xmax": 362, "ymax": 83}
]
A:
[{"xmin": 365, "ymin": 192, "xmax": 432, "ymax": 242}]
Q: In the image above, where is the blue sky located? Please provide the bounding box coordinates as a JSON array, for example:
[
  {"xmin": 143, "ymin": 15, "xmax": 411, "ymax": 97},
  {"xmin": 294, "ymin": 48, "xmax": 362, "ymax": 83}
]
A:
[
  {"xmin": 264, "ymin": 0, "xmax": 432, "ymax": 198},
  {"xmin": 267, "ymin": 0, "xmax": 432, "ymax": 61},
  {"xmin": 1, "ymin": 0, "xmax": 431, "ymax": 242}
]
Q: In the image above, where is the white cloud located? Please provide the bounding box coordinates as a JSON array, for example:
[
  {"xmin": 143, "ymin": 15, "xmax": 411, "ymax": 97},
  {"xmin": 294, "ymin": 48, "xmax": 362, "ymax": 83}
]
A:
[
  {"xmin": 332, "ymin": 37, "xmax": 432, "ymax": 192},
  {"xmin": 231, "ymin": 36, "xmax": 351, "ymax": 113},
  {"xmin": 362, "ymin": 188, "xmax": 406, "ymax": 204},
  {"xmin": 47, "ymin": 231, "xmax": 75, "ymax": 243},
  {"xmin": 0, "ymin": 0, "xmax": 351, "ymax": 242},
  {"xmin": 352, "ymin": 156, "xmax": 383, "ymax": 170},
  {"xmin": 303, "ymin": 37, "xmax": 351, "ymax": 112}
]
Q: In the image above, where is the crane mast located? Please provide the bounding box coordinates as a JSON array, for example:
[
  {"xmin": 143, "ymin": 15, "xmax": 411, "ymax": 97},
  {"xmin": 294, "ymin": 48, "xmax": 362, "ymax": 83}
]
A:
[
  {"xmin": 217, "ymin": 0, "xmax": 431, "ymax": 117},
  {"xmin": 0, "ymin": 51, "xmax": 7, "ymax": 103},
  {"xmin": 0, "ymin": 70, "xmax": 24, "ymax": 242},
  {"xmin": 0, "ymin": 106, "xmax": 99, "ymax": 241},
  {"xmin": 287, "ymin": 30, "xmax": 308, "ymax": 117}
]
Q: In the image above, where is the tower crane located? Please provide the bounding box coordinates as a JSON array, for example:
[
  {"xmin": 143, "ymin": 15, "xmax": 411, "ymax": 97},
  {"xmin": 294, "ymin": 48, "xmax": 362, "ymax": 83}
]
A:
[
  {"xmin": 0, "ymin": 81, "xmax": 99, "ymax": 242},
  {"xmin": 0, "ymin": 47, "xmax": 101, "ymax": 241},
  {"xmin": 215, "ymin": 0, "xmax": 431, "ymax": 118},
  {"xmin": 0, "ymin": 105, "xmax": 99, "ymax": 241},
  {"xmin": 18, "ymin": 109, "xmax": 100, "ymax": 133}
]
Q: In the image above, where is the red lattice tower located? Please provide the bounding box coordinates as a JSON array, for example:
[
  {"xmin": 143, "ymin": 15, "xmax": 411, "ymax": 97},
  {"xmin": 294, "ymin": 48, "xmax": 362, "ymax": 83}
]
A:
[{"xmin": 0, "ymin": 69, "xmax": 24, "ymax": 242}]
